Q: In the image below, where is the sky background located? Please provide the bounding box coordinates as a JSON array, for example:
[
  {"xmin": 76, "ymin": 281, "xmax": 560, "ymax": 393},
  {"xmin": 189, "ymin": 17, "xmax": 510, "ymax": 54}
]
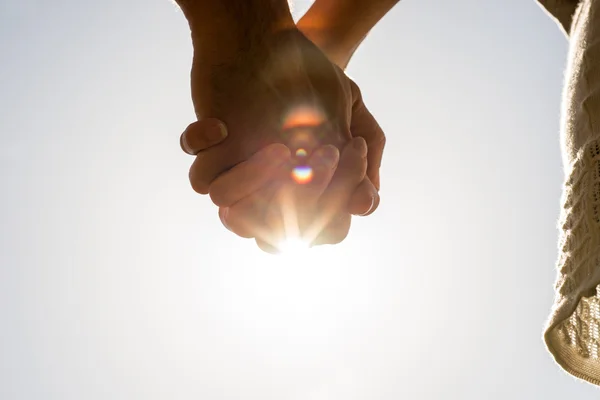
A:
[{"xmin": 2, "ymin": 0, "xmax": 599, "ymax": 398}]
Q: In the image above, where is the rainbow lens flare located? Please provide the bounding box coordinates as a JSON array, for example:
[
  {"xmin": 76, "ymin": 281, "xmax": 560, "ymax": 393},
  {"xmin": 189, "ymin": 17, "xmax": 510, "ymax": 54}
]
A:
[
  {"xmin": 292, "ymin": 165, "xmax": 313, "ymax": 184},
  {"xmin": 282, "ymin": 106, "xmax": 325, "ymax": 130},
  {"xmin": 295, "ymin": 148, "xmax": 308, "ymax": 158}
]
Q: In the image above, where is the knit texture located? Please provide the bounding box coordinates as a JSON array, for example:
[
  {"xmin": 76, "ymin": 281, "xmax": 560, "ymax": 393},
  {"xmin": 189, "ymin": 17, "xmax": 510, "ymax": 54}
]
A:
[
  {"xmin": 542, "ymin": 0, "xmax": 600, "ymax": 385},
  {"xmin": 545, "ymin": 136, "xmax": 600, "ymax": 384}
]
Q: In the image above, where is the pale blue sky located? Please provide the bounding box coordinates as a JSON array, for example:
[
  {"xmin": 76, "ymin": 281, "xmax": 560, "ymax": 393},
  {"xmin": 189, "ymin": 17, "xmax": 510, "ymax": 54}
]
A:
[{"xmin": 1, "ymin": 0, "xmax": 599, "ymax": 398}]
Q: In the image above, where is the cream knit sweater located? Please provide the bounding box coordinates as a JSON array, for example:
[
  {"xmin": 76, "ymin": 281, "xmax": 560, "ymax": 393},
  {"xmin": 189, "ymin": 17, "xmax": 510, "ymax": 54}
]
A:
[{"xmin": 539, "ymin": 0, "xmax": 600, "ymax": 385}]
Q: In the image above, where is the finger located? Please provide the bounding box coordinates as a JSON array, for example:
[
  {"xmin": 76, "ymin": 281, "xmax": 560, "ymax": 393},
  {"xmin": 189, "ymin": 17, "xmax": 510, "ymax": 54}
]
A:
[
  {"xmin": 304, "ymin": 137, "xmax": 367, "ymax": 243},
  {"xmin": 186, "ymin": 129, "xmax": 265, "ymax": 195},
  {"xmin": 219, "ymin": 184, "xmax": 279, "ymax": 239},
  {"xmin": 319, "ymin": 137, "xmax": 367, "ymax": 218},
  {"xmin": 292, "ymin": 145, "xmax": 339, "ymax": 203},
  {"xmin": 350, "ymin": 81, "xmax": 386, "ymax": 190},
  {"xmin": 348, "ymin": 178, "xmax": 380, "ymax": 216},
  {"xmin": 263, "ymin": 183, "xmax": 299, "ymax": 245},
  {"xmin": 180, "ymin": 119, "xmax": 228, "ymax": 155},
  {"xmin": 255, "ymin": 238, "xmax": 281, "ymax": 255},
  {"xmin": 257, "ymin": 145, "xmax": 340, "ymax": 244},
  {"xmin": 311, "ymin": 213, "xmax": 352, "ymax": 246},
  {"xmin": 220, "ymin": 205, "xmax": 257, "ymax": 239},
  {"xmin": 363, "ymin": 189, "xmax": 380, "ymax": 216},
  {"xmin": 290, "ymin": 145, "xmax": 340, "ymax": 229},
  {"xmin": 208, "ymin": 143, "xmax": 291, "ymax": 206}
]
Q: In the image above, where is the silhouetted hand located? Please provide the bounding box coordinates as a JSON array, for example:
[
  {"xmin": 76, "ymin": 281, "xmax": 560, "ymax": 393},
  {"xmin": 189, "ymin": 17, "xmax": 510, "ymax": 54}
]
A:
[
  {"xmin": 181, "ymin": 124, "xmax": 378, "ymax": 251},
  {"xmin": 180, "ymin": 28, "xmax": 385, "ymax": 251},
  {"xmin": 188, "ymin": 28, "xmax": 361, "ymax": 192}
]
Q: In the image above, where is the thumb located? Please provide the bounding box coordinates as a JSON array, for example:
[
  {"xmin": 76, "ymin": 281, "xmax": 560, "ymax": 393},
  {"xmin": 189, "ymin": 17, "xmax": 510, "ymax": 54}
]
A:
[{"xmin": 180, "ymin": 118, "xmax": 228, "ymax": 155}]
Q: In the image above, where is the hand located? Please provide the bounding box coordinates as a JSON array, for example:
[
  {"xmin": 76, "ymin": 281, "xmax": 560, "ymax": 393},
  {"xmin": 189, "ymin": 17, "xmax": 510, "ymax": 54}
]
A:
[
  {"xmin": 257, "ymin": 137, "xmax": 373, "ymax": 251},
  {"xmin": 180, "ymin": 118, "xmax": 228, "ymax": 155},
  {"xmin": 181, "ymin": 123, "xmax": 379, "ymax": 217},
  {"xmin": 187, "ymin": 27, "xmax": 359, "ymax": 194},
  {"xmin": 295, "ymin": 14, "xmax": 386, "ymax": 189},
  {"xmin": 181, "ymin": 28, "xmax": 385, "ymax": 251},
  {"xmin": 182, "ymin": 120, "xmax": 378, "ymax": 252}
]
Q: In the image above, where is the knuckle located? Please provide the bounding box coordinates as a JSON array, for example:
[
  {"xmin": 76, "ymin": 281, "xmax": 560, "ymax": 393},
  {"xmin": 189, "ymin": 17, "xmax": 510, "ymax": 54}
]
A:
[
  {"xmin": 376, "ymin": 134, "xmax": 386, "ymax": 151},
  {"xmin": 350, "ymin": 79, "xmax": 362, "ymax": 102},
  {"xmin": 209, "ymin": 187, "xmax": 231, "ymax": 207},
  {"xmin": 365, "ymin": 131, "xmax": 386, "ymax": 150}
]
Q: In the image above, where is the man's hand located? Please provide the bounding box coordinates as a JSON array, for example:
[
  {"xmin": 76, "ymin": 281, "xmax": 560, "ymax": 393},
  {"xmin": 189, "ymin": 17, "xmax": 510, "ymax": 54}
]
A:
[
  {"xmin": 189, "ymin": 26, "xmax": 360, "ymax": 192},
  {"xmin": 176, "ymin": 0, "xmax": 385, "ymax": 251}
]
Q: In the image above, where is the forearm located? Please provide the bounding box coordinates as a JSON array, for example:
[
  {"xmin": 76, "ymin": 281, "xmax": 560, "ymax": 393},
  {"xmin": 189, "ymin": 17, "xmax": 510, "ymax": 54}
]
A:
[
  {"xmin": 175, "ymin": 0, "xmax": 295, "ymax": 64},
  {"xmin": 537, "ymin": 0, "xmax": 582, "ymax": 36},
  {"xmin": 297, "ymin": 0, "xmax": 400, "ymax": 68}
]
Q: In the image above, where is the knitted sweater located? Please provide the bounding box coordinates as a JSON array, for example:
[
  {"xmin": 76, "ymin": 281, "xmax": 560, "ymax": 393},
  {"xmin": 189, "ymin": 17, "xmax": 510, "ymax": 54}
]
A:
[{"xmin": 539, "ymin": 0, "xmax": 600, "ymax": 385}]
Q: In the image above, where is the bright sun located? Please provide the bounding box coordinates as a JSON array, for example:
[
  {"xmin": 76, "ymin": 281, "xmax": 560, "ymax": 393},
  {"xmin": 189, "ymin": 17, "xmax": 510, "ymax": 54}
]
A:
[{"xmin": 277, "ymin": 237, "xmax": 310, "ymax": 256}]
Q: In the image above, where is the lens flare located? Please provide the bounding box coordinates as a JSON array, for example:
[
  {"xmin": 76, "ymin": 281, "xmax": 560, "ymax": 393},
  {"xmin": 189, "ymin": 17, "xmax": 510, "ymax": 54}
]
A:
[
  {"xmin": 292, "ymin": 165, "xmax": 313, "ymax": 184},
  {"xmin": 295, "ymin": 148, "xmax": 308, "ymax": 158},
  {"xmin": 282, "ymin": 106, "xmax": 325, "ymax": 130}
]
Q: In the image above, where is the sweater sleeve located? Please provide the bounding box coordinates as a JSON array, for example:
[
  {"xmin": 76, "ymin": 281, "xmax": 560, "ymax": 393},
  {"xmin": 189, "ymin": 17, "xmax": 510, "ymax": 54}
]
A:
[
  {"xmin": 544, "ymin": 0, "xmax": 600, "ymax": 385},
  {"xmin": 545, "ymin": 137, "xmax": 600, "ymax": 384}
]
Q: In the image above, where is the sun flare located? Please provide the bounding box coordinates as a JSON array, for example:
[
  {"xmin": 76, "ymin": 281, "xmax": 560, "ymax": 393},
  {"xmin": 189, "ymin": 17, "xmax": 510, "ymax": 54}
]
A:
[
  {"xmin": 277, "ymin": 237, "xmax": 310, "ymax": 256},
  {"xmin": 291, "ymin": 165, "xmax": 313, "ymax": 184}
]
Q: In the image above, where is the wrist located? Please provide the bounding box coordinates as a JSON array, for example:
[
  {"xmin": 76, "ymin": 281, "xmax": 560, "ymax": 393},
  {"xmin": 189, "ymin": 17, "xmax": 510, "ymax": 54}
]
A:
[
  {"xmin": 297, "ymin": 15, "xmax": 358, "ymax": 70},
  {"xmin": 180, "ymin": 0, "xmax": 295, "ymax": 66}
]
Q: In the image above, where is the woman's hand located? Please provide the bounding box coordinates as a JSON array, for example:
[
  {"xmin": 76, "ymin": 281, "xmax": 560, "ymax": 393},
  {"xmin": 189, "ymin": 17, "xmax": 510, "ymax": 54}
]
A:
[{"xmin": 181, "ymin": 120, "xmax": 379, "ymax": 253}]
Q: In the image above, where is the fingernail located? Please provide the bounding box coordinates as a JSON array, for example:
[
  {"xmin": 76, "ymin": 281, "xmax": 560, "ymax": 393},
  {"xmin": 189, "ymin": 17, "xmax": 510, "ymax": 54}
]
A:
[
  {"xmin": 181, "ymin": 133, "xmax": 195, "ymax": 155},
  {"xmin": 352, "ymin": 137, "xmax": 367, "ymax": 157},
  {"xmin": 359, "ymin": 194, "xmax": 376, "ymax": 216},
  {"xmin": 208, "ymin": 122, "xmax": 228, "ymax": 143}
]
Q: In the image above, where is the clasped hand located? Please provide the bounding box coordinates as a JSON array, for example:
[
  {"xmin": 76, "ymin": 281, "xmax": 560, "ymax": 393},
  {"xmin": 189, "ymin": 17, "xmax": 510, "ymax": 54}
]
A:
[{"xmin": 180, "ymin": 27, "xmax": 385, "ymax": 253}]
